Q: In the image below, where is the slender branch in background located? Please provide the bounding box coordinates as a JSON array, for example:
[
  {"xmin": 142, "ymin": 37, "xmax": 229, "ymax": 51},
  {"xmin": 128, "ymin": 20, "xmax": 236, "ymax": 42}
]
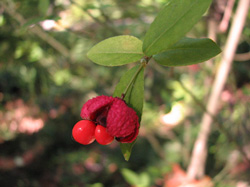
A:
[
  {"xmin": 151, "ymin": 58, "xmax": 250, "ymax": 168},
  {"xmin": 70, "ymin": 0, "xmax": 121, "ymax": 35},
  {"xmin": 146, "ymin": 131, "xmax": 165, "ymax": 160},
  {"xmin": 205, "ymin": 2, "xmax": 219, "ymax": 68},
  {"xmin": 98, "ymin": 0, "xmax": 114, "ymax": 25},
  {"xmin": 150, "ymin": 48, "xmax": 250, "ymax": 178},
  {"xmin": 187, "ymin": 0, "xmax": 250, "ymax": 180},
  {"xmin": 31, "ymin": 26, "xmax": 71, "ymax": 58},
  {"xmin": 1, "ymin": 0, "xmax": 70, "ymax": 58},
  {"xmin": 207, "ymin": 17, "xmax": 217, "ymax": 42},
  {"xmin": 219, "ymin": 0, "xmax": 235, "ymax": 33},
  {"xmin": 234, "ymin": 52, "xmax": 250, "ymax": 61},
  {"xmin": 205, "ymin": 19, "xmax": 218, "ymax": 68},
  {"xmin": 183, "ymin": 121, "xmax": 191, "ymax": 167},
  {"xmin": 177, "ymin": 79, "xmax": 250, "ymax": 164},
  {"xmin": 65, "ymin": 27, "xmax": 96, "ymax": 40}
]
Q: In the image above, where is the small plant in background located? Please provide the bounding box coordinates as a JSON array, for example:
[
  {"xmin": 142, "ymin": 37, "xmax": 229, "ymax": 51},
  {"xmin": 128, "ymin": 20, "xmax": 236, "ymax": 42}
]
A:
[
  {"xmin": 72, "ymin": 0, "xmax": 221, "ymax": 161},
  {"xmin": 121, "ymin": 168, "xmax": 151, "ymax": 187}
]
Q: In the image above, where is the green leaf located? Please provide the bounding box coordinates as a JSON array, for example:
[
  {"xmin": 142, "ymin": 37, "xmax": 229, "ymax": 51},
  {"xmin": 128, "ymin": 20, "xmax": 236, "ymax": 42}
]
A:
[
  {"xmin": 119, "ymin": 141, "xmax": 136, "ymax": 161},
  {"xmin": 113, "ymin": 64, "xmax": 144, "ymax": 161},
  {"xmin": 39, "ymin": 0, "xmax": 50, "ymax": 16},
  {"xmin": 113, "ymin": 64, "xmax": 144, "ymax": 121},
  {"xmin": 143, "ymin": 0, "xmax": 212, "ymax": 56},
  {"xmin": 139, "ymin": 172, "xmax": 151, "ymax": 187},
  {"xmin": 121, "ymin": 169, "xmax": 151, "ymax": 187},
  {"xmin": 153, "ymin": 37, "xmax": 221, "ymax": 66},
  {"xmin": 87, "ymin": 36, "xmax": 144, "ymax": 66},
  {"xmin": 121, "ymin": 168, "xmax": 140, "ymax": 185}
]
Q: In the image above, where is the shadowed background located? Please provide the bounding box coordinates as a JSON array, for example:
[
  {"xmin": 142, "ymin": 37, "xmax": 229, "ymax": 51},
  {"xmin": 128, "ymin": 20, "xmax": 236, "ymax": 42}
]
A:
[{"xmin": 0, "ymin": 0, "xmax": 250, "ymax": 186}]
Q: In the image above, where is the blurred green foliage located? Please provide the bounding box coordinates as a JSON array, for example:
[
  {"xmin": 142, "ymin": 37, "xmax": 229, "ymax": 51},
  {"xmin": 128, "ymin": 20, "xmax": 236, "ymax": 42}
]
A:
[{"xmin": 0, "ymin": 0, "xmax": 250, "ymax": 186}]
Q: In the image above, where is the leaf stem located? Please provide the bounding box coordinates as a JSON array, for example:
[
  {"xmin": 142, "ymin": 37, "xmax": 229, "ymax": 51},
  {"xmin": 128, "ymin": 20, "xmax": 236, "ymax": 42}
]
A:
[{"xmin": 121, "ymin": 57, "xmax": 150, "ymax": 99}]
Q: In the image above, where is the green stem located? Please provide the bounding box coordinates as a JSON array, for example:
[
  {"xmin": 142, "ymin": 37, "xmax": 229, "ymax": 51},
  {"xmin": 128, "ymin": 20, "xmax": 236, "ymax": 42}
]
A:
[
  {"xmin": 121, "ymin": 64, "xmax": 144, "ymax": 99},
  {"xmin": 121, "ymin": 57, "xmax": 150, "ymax": 99}
]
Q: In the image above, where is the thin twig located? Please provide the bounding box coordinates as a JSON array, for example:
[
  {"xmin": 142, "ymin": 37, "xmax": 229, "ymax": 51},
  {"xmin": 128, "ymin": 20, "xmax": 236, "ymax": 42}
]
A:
[
  {"xmin": 187, "ymin": 0, "xmax": 250, "ymax": 179},
  {"xmin": 146, "ymin": 131, "xmax": 166, "ymax": 160},
  {"xmin": 151, "ymin": 60, "xmax": 250, "ymax": 171},
  {"xmin": 70, "ymin": 0, "xmax": 121, "ymax": 35},
  {"xmin": 234, "ymin": 52, "xmax": 250, "ymax": 61},
  {"xmin": 177, "ymin": 79, "xmax": 250, "ymax": 164},
  {"xmin": 219, "ymin": 0, "xmax": 235, "ymax": 32},
  {"xmin": 1, "ymin": 0, "xmax": 70, "ymax": 58}
]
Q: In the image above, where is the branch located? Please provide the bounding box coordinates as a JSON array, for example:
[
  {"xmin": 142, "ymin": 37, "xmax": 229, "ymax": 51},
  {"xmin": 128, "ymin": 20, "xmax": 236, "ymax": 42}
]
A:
[
  {"xmin": 219, "ymin": 0, "xmax": 236, "ymax": 33},
  {"xmin": 70, "ymin": 0, "xmax": 121, "ymax": 35},
  {"xmin": 187, "ymin": 0, "xmax": 250, "ymax": 180},
  {"xmin": 146, "ymin": 131, "xmax": 166, "ymax": 160},
  {"xmin": 151, "ymin": 58, "xmax": 250, "ymax": 175},
  {"xmin": 177, "ymin": 78, "xmax": 250, "ymax": 165},
  {"xmin": 1, "ymin": 0, "xmax": 70, "ymax": 58},
  {"xmin": 234, "ymin": 52, "xmax": 250, "ymax": 61}
]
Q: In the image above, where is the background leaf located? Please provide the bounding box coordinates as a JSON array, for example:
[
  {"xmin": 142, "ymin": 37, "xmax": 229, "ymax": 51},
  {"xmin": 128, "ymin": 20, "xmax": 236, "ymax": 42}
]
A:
[
  {"xmin": 38, "ymin": 0, "xmax": 50, "ymax": 16},
  {"xmin": 139, "ymin": 172, "xmax": 151, "ymax": 187},
  {"xmin": 87, "ymin": 36, "xmax": 144, "ymax": 66},
  {"xmin": 143, "ymin": 0, "xmax": 212, "ymax": 56},
  {"xmin": 121, "ymin": 168, "xmax": 140, "ymax": 185},
  {"xmin": 153, "ymin": 37, "xmax": 221, "ymax": 66},
  {"xmin": 121, "ymin": 169, "xmax": 151, "ymax": 187},
  {"xmin": 2, "ymin": 0, "xmax": 250, "ymax": 186},
  {"xmin": 113, "ymin": 64, "xmax": 144, "ymax": 161}
]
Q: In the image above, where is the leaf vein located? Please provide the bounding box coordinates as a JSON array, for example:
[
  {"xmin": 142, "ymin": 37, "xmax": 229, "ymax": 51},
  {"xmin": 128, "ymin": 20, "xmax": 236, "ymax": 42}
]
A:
[
  {"xmin": 91, "ymin": 52, "xmax": 144, "ymax": 55},
  {"xmin": 145, "ymin": 0, "xmax": 199, "ymax": 54}
]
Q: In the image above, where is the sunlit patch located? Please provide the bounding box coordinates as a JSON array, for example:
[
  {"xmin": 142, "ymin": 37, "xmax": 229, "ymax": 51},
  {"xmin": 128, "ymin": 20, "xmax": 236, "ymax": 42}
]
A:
[
  {"xmin": 19, "ymin": 117, "xmax": 44, "ymax": 134},
  {"xmin": 221, "ymin": 90, "xmax": 233, "ymax": 102},
  {"xmin": 0, "ymin": 99, "xmax": 45, "ymax": 142},
  {"xmin": 39, "ymin": 16, "xmax": 70, "ymax": 31},
  {"xmin": 160, "ymin": 103, "xmax": 185, "ymax": 127},
  {"xmin": 40, "ymin": 20, "xmax": 56, "ymax": 30}
]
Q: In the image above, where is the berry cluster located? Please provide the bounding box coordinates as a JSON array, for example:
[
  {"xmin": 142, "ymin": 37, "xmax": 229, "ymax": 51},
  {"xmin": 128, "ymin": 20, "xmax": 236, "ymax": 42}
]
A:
[
  {"xmin": 72, "ymin": 95, "xmax": 139, "ymax": 146},
  {"xmin": 72, "ymin": 120, "xmax": 114, "ymax": 145}
]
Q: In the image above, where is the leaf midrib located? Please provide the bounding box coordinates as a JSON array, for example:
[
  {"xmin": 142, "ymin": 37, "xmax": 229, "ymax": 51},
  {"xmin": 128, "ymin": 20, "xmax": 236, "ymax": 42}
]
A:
[
  {"xmin": 162, "ymin": 46, "xmax": 216, "ymax": 51},
  {"xmin": 90, "ymin": 51, "xmax": 144, "ymax": 55},
  {"xmin": 144, "ymin": 0, "xmax": 199, "ymax": 54}
]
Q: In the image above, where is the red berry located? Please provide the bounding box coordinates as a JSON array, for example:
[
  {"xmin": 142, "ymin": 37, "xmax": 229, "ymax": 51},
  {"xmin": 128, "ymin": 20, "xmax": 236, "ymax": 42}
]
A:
[
  {"xmin": 72, "ymin": 120, "xmax": 96, "ymax": 145},
  {"xmin": 95, "ymin": 125, "xmax": 114, "ymax": 145},
  {"xmin": 81, "ymin": 95, "xmax": 140, "ymax": 143}
]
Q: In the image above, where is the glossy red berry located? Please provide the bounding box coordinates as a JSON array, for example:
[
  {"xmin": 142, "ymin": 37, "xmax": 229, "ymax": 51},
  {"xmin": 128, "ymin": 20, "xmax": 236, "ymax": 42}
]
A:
[
  {"xmin": 72, "ymin": 120, "xmax": 96, "ymax": 145},
  {"xmin": 81, "ymin": 95, "xmax": 139, "ymax": 143},
  {"xmin": 95, "ymin": 125, "xmax": 114, "ymax": 145}
]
